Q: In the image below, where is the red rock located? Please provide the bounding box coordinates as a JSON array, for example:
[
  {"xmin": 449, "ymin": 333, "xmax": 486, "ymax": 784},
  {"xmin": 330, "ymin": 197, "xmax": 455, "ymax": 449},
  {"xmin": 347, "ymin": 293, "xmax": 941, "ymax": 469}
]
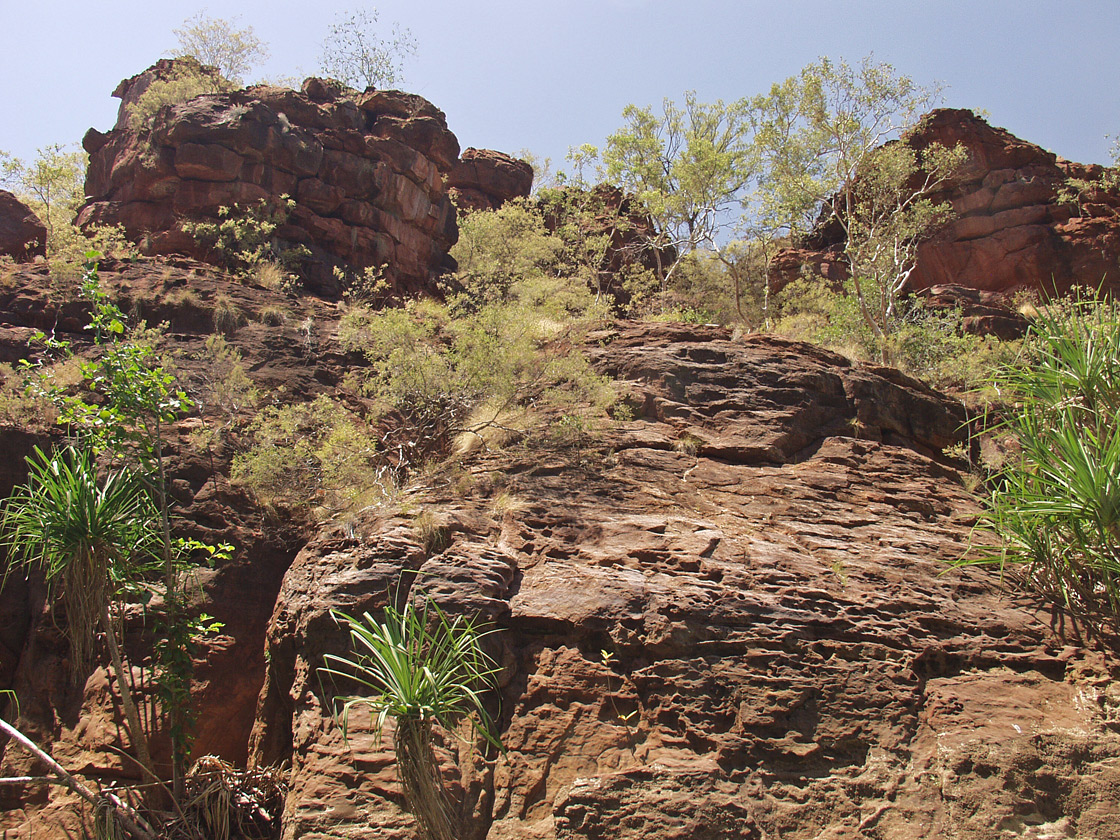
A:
[
  {"xmin": 0, "ymin": 191, "xmax": 46, "ymax": 260},
  {"xmin": 77, "ymin": 64, "xmax": 484, "ymax": 298},
  {"xmin": 173, "ymin": 142, "xmax": 244, "ymax": 181},
  {"xmin": 242, "ymin": 321, "xmax": 1120, "ymax": 840},
  {"xmin": 447, "ymin": 148, "xmax": 533, "ymax": 212},
  {"xmin": 773, "ymin": 109, "xmax": 1120, "ymax": 303}
]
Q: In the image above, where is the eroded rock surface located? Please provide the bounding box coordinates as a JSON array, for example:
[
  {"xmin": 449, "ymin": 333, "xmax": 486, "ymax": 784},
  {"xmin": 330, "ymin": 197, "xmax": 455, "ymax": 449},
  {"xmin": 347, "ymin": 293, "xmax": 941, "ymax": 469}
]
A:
[
  {"xmin": 774, "ymin": 108, "xmax": 1120, "ymax": 301},
  {"xmin": 448, "ymin": 148, "xmax": 534, "ymax": 212},
  {"xmin": 250, "ymin": 322, "xmax": 1120, "ymax": 840},
  {"xmin": 78, "ymin": 62, "xmax": 463, "ymax": 297}
]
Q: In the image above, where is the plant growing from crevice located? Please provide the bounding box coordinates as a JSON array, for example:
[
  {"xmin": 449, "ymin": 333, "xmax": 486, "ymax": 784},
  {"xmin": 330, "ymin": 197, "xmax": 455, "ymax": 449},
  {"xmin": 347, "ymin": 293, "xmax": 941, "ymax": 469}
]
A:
[
  {"xmin": 20, "ymin": 255, "xmax": 218, "ymax": 800},
  {"xmin": 181, "ymin": 196, "xmax": 308, "ymax": 292},
  {"xmin": 322, "ymin": 597, "xmax": 501, "ymax": 840},
  {"xmin": 957, "ymin": 293, "xmax": 1120, "ymax": 619},
  {"xmin": 1, "ymin": 445, "xmax": 160, "ymax": 782}
]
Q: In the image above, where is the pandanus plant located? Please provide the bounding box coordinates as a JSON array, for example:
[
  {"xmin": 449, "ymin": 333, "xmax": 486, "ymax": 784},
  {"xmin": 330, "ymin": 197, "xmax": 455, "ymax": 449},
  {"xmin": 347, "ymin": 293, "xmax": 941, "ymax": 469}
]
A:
[
  {"xmin": 2, "ymin": 445, "xmax": 159, "ymax": 779},
  {"xmin": 322, "ymin": 597, "xmax": 501, "ymax": 840}
]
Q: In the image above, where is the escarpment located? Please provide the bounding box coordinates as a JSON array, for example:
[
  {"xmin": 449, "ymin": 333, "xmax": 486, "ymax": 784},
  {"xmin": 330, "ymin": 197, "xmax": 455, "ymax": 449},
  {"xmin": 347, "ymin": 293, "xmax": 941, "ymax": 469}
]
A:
[{"xmin": 77, "ymin": 60, "xmax": 531, "ymax": 300}]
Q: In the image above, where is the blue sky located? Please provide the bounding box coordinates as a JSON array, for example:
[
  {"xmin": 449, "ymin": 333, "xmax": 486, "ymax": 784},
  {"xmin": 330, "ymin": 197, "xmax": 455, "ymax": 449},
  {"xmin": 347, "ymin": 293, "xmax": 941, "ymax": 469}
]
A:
[{"xmin": 2, "ymin": 1, "xmax": 1118, "ymax": 171}]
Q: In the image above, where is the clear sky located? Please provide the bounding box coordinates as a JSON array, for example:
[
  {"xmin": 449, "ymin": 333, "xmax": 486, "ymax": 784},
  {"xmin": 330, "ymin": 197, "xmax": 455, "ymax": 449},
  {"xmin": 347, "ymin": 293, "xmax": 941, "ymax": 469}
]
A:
[{"xmin": 2, "ymin": 0, "xmax": 1118, "ymax": 171}]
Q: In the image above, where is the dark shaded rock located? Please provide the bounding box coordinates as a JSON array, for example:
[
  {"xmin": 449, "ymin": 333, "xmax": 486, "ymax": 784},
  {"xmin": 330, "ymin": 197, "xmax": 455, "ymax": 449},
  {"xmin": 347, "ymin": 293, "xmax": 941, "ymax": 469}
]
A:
[{"xmin": 0, "ymin": 192, "xmax": 45, "ymax": 260}]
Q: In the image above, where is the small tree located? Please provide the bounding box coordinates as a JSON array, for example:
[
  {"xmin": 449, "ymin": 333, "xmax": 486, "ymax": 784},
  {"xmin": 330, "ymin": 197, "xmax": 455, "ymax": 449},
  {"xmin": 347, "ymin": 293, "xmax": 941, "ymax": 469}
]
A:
[
  {"xmin": 753, "ymin": 56, "xmax": 966, "ymax": 360},
  {"xmin": 601, "ymin": 92, "xmax": 757, "ymax": 295},
  {"xmin": 25, "ymin": 257, "xmax": 202, "ymax": 800},
  {"xmin": 172, "ymin": 11, "xmax": 269, "ymax": 85},
  {"xmin": 323, "ymin": 598, "xmax": 500, "ymax": 840},
  {"xmin": 319, "ymin": 8, "xmax": 417, "ymax": 90},
  {"xmin": 0, "ymin": 144, "xmax": 87, "ymax": 248}
]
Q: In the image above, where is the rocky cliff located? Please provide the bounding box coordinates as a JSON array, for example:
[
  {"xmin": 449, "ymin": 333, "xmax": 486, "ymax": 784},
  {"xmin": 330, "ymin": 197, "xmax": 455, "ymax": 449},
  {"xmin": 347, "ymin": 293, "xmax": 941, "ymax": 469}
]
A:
[
  {"xmin": 0, "ymin": 256, "xmax": 1116, "ymax": 838},
  {"xmin": 773, "ymin": 108, "xmax": 1120, "ymax": 303},
  {"xmin": 77, "ymin": 62, "xmax": 529, "ymax": 300}
]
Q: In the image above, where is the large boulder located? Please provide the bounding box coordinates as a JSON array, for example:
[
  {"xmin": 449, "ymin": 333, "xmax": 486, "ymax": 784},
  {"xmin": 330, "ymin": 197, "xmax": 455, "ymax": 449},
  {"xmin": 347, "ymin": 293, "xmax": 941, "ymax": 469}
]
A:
[
  {"xmin": 448, "ymin": 148, "xmax": 534, "ymax": 212},
  {"xmin": 78, "ymin": 62, "xmax": 465, "ymax": 298},
  {"xmin": 249, "ymin": 322, "xmax": 1120, "ymax": 840},
  {"xmin": 774, "ymin": 109, "xmax": 1120, "ymax": 300},
  {"xmin": 0, "ymin": 191, "xmax": 45, "ymax": 261}
]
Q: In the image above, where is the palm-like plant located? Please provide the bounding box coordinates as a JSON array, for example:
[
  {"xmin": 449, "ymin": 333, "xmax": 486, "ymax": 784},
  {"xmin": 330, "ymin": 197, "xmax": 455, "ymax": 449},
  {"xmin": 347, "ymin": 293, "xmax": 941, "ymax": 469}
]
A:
[
  {"xmin": 964, "ymin": 294, "xmax": 1120, "ymax": 617},
  {"xmin": 322, "ymin": 598, "xmax": 501, "ymax": 840},
  {"xmin": 2, "ymin": 445, "xmax": 159, "ymax": 777}
]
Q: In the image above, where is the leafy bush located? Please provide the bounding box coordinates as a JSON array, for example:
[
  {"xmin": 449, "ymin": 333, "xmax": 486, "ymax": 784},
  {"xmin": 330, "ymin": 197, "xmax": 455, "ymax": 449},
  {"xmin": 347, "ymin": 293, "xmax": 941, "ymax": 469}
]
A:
[
  {"xmin": 182, "ymin": 196, "xmax": 307, "ymax": 291},
  {"xmin": 959, "ymin": 295, "xmax": 1120, "ymax": 617},
  {"xmin": 230, "ymin": 395, "xmax": 389, "ymax": 515}
]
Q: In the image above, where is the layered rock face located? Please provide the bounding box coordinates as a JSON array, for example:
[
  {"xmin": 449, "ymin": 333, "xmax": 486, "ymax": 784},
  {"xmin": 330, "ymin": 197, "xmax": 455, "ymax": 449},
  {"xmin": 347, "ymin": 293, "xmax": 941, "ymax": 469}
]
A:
[
  {"xmin": 774, "ymin": 108, "xmax": 1120, "ymax": 301},
  {"xmin": 78, "ymin": 62, "xmax": 463, "ymax": 297},
  {"xmin": 0, "ymin": 191, "xmax": 46, "ymax": 260},
  {"xmin": 248, "ymin": 322, "xmax": 1120, "ymax": 840},
  {"xmin": 448, "ymin": 148, "xmax": 534, "ymax": 212}
]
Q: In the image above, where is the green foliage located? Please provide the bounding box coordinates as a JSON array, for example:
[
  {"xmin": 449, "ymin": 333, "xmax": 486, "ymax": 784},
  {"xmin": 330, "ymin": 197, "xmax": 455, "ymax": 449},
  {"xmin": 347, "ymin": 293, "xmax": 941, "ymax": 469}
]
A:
[
  {"xmin": 601, "ymin": 92, "xmax": 756, "ymax": 288},
  {"xmin": 172, "ymin": 12, "xmax": 269, "ymax": 84},
  {"xmin": 22, "ymin": 258, "xmax": 210, "ymax": 798},
  {"xmin": 960, "ymin": 296, "xmax": 1120, "ymax": 618},
  {"xmin": 322, "ymin": 597, "xmax": 499, "ymax": 840},
  {"xmin": 773, "ymin": 277, "xmax": 1018, "ymax": 390},
  {"xmin": 189, "ymin": 334, "xmax": 259, "ymax": 438},
  {"xmin": 753, "ymin": 57, "xmax": 966, "ymax": 357},
  {"xmin": 319, "ymin": 7, "xmax": 417, "ymax": 90},
  {"xmin": 452, "ymin": 200, "xmax": 564, "ymax": 307},
  {"xmin": 1, "ymin": 445, "xmax": 159, "ymax": 777},
  {"xmin": 329, "ymin": 202, "xmax": 610, "ymax": 467},
  {"xmin": 1059, "ymin": 137, "xmax": 1120, "ymax": 215},
  {"xmin": 129, "ymin": 58, "xmax": 233, "ymax": 131},
  {"xmin": 2, "ymin": 446, "xmax": 158, "ymax": 676},
  {"xmin": 230, "ymin": 395, "xmax": 388, "ymax": 515},
  {"xmin": 181, "ymin": 196, "xmax": 307, "ymax": 290},
  {"xmin": 0, "ymin": 144, "xmax": 87, "ymax": 249}
]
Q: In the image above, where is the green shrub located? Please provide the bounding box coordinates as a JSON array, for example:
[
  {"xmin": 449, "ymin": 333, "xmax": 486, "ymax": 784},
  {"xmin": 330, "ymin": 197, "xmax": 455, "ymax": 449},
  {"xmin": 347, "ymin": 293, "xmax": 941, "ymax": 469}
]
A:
[
  {"xmin": 128, "ymin": 59, "xmax": 233, "ymax": 131},
  {"xmin": 958, "ymin": 294, "xmax": 1120, "ymax": 618},
  {"xmin": 230, "ymin": 395, "xmax": 389, "ymax": 516},
  {"xmin": 322, "ymin": 598, "xmax": 499, "ymax": 840},
  {"xmin": 182, "ymin": 196, "xmax": 308, "ymax": 290}
]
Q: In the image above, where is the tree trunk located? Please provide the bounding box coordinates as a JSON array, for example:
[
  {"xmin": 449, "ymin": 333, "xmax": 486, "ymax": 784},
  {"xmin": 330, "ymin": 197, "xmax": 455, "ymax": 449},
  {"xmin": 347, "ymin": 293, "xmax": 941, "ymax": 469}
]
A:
[{"xmin": 98, "ymin": 604, "xmax": 156, "ymax": 783}]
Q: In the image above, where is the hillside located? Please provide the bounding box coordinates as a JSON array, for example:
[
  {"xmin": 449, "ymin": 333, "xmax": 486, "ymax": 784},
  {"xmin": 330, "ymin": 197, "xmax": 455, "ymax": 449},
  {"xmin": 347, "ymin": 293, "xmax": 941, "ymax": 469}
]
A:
[{"xmin": 0, "ymin": 68, "xmax": 1118, "ymax": 840}]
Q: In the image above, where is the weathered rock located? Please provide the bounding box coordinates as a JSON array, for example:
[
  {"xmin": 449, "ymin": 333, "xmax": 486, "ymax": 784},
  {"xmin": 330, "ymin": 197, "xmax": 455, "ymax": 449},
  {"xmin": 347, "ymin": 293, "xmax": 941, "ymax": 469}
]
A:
[
  {"xmin": 922, "ymin": 284, "xmax": 1031, "ymax": 340},
  {"xmin": 0, "ymin": 192, "xmax": 45, "ymax": 260},
  {"xmin": 248, "ymin": 321, "xmax": 1120, "ymax": 840},
  {"xmin": 774, "ymin": 108, "xmax": 1120, "ymax": 301},
  {"xmin": 77, "ymin": 62, "xmax": 465, "ymax": 298},
  {"xmin": 448, "ymin": 148, "xmax": 534, "ymax": 212}
]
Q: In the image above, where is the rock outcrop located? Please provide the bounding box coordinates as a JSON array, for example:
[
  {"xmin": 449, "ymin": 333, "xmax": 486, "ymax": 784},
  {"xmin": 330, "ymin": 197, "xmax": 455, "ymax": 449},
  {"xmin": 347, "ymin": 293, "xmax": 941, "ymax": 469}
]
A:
[
  {"xmin": 78, "ymin": 62, "xmax": 463, "ymax": 297},
  {"xmin": 247, "ymin": 322, "xmax": 1120, "ymax": 840},
  {"xmin": 0, "ymin": 191, "xmax": 45, "ymax": 261},
  {"xmin": 774, "ymin": 108, "xmax": 1120, "ymax": 301},
  {"xmin": 448, "ymin": 148, "xmax": 534, "ymax": 212}
]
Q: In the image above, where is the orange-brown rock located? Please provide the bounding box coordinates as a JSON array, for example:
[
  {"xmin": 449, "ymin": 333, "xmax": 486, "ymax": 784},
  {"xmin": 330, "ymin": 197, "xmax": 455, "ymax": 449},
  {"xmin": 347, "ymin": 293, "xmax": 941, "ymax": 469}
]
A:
[
  {"xmin": 248, "ymin": 322, "xmax": 1120, "ymax": 840},
  {"xmin": 78, "ymin": 62, "xmax": 463, "ymax": 298},
  {"xmin": 1, "ymin": 262, "xmax": 1118, "ymax": 839},
  {"xmin": 448, "ymin": 148, "xmax": 534, "ymax": 212},
  {"xmin": 774, "ymin": 108, "xmax": 1120, "ymax": 300},
  {"xmin": 0, "ymin": 191, "xmax": 45, "ymax": 260}
]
